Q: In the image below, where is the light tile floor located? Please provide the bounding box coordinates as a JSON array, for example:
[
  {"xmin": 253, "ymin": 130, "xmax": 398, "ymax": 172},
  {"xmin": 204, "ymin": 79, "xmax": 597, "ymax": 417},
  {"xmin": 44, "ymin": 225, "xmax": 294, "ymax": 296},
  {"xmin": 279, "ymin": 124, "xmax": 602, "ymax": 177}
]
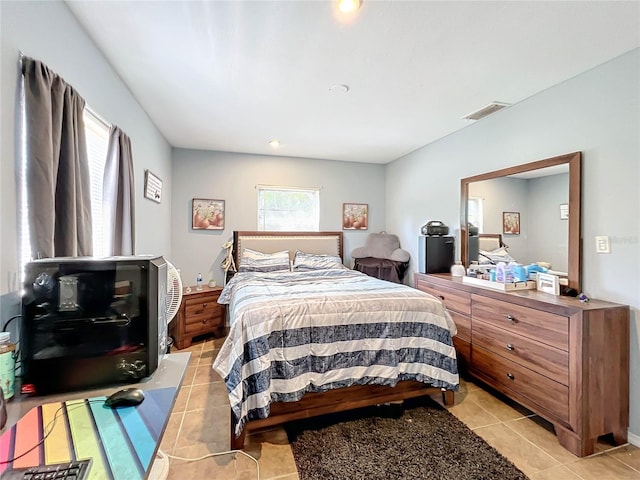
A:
[{"xmin": 160, "ymin": 336, "xmax": 640, "ymax": 480}]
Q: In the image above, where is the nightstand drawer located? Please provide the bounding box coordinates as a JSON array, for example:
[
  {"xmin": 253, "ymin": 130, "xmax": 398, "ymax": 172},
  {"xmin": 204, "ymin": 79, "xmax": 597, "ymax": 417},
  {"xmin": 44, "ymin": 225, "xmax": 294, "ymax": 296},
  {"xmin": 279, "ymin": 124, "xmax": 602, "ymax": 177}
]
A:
[
  {"xmin": 185, "ymin": 296, "xmax": 221, "ymax": 317},
  {"xmin": 184, "ymin": 309, "xmax": 223, "ymax": 334}
]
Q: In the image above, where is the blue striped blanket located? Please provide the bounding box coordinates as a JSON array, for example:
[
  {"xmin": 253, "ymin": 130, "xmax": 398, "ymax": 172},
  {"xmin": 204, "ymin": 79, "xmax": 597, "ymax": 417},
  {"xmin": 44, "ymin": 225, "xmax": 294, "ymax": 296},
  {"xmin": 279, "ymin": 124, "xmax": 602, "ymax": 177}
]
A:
[{"xmin": 212, "ymin": 268, "xmax": 459, "ymax": 437}]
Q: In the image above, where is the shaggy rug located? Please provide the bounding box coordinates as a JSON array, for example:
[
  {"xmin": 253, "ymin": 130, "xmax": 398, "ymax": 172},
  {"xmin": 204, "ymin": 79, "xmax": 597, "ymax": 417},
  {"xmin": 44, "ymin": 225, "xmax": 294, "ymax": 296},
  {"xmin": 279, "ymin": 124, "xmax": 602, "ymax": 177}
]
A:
[{"xmin": 286, "ymin": 396, "xmax": 529, "ymax": 480}]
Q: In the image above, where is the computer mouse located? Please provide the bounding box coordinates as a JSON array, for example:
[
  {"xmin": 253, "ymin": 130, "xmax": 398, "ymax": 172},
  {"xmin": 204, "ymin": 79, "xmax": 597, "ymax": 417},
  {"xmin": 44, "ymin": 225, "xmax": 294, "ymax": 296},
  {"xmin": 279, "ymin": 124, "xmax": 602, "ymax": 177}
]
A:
[{"xmin": 104, "ymin": 387, "xmax": 145, "ymax": 408}]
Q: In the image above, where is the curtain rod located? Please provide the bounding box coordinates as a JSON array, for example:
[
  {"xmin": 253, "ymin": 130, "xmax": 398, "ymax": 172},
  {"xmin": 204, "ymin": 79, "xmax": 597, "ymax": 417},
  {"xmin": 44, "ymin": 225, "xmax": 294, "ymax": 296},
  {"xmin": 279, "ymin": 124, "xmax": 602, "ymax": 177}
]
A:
[{"xmin": 85, "ymin": 105, "xmax": 112, "ymax": 130}]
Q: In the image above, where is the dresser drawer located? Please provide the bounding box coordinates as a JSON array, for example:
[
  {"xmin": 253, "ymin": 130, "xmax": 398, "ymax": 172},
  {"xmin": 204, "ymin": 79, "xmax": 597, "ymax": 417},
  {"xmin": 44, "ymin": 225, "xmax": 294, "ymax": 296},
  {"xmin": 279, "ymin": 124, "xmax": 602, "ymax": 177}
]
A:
[
  {"xmin": 472, "ymin": 295, "xmax": 568, "ymax": 351},
  {"xmin": 473, "ymin": 319, "xmax": 568, "ymax": 385},
  {"xmin": 415, "ymin": 280, "xmax": 471, "ymax": 315},
  {"xmin": 449, "ymin": 310, "xmax": 470, "ymax": 342},
  {"xmin": 472, "ymin": 345, "xmax": 569, "ymax": 421}
]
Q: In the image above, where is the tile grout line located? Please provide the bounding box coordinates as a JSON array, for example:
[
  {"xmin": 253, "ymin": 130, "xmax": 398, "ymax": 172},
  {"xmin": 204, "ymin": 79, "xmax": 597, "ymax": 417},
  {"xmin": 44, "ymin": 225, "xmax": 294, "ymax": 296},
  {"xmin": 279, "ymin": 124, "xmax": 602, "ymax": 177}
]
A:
[{"xmin": 500, "ymin": 417, "xmax": 566, "ymax": 470}]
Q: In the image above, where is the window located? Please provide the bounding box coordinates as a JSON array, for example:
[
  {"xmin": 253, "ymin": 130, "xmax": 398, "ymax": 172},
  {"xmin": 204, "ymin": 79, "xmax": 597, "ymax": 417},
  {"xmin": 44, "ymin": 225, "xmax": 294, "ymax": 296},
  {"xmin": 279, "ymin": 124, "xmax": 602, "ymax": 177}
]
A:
[
  {"xmin": 84, "ymin": 108, "xmax": 110, "ymax": 257},
  {"xmin": 19, "ymin": 108, "xmax": 110, "ymax": 268},
  {"xmin": 257, "ymin": 186, "xmax": 320, "ymax": 231},
  {"xmin": 467, "ymin": 196, "xmax": 483, "ymax": 232},
  {"xmin": 84, "ymin": 110, "xmax": 110, "ymax": 256}
]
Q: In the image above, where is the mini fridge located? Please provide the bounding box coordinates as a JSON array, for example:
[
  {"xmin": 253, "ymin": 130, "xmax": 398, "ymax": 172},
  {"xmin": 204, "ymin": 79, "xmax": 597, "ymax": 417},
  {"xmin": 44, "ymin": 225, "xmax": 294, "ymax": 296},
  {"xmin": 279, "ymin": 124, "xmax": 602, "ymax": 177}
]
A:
[{"xmin": 418, "ymin": 235, "xmax": 455, "ymax": 274}]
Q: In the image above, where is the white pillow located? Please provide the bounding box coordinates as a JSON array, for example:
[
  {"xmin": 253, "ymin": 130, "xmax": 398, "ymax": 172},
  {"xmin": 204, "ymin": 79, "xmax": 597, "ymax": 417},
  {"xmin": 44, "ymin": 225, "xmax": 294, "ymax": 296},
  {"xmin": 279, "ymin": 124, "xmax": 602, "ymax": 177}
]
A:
[
  {"xmin": 238, "ymin": 249, "xmax": 290, "ymax": 273},
  {"xmin": 478, "ymin": 247, "xmax": 515, "ymax": 264}
]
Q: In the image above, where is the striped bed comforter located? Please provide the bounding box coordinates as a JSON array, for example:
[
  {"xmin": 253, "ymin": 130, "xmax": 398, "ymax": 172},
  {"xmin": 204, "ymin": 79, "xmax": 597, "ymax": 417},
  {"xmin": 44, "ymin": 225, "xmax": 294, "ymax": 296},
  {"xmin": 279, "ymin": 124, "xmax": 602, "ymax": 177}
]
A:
[{"xmin": 212, "ymin": 268, "xmax": 459, "ymax": 437}]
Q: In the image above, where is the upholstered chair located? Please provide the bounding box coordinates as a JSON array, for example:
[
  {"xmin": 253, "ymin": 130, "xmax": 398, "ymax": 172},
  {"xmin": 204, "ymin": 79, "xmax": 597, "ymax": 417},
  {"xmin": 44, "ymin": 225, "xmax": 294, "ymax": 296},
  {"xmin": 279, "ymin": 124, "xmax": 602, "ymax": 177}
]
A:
[{"xmin": 351, "ymin": 231, "xmax": 410, "ymax": 283}]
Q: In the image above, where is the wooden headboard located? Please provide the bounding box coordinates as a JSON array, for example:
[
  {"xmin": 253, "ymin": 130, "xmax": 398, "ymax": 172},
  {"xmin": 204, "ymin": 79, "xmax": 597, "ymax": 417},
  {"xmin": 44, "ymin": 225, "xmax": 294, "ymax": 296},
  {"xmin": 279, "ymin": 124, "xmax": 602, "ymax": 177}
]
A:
[{"xmin": 232, "ymin": 231, "xmax": 344, "ymax": 267}]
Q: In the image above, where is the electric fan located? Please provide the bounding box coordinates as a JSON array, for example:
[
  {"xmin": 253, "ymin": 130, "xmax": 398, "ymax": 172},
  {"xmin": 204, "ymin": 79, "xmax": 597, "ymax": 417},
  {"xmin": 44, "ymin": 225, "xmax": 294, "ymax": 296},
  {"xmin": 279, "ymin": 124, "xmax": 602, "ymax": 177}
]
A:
[
  {"xmin": 165, "ymin": 260, "xmax": 183, "ymax": 324},
  {"xmin": 150, "ymin": 259, "xmax": 182, "ymax": 480}
]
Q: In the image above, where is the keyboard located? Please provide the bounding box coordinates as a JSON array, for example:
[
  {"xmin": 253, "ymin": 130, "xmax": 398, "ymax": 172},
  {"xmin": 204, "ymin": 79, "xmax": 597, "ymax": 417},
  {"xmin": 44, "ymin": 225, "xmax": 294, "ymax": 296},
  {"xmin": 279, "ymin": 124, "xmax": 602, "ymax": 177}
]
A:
[{"xmin": 0, "ymin": 459, "xmax": 91, "ymax": 480}]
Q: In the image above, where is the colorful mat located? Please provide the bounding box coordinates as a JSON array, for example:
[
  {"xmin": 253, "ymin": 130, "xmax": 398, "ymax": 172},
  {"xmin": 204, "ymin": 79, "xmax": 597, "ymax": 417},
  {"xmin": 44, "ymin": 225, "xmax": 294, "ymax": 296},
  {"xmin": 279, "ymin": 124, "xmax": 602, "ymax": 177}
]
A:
[{"xmin": 0, "ymin": 387, "xmax": 176, "ymax": 480}]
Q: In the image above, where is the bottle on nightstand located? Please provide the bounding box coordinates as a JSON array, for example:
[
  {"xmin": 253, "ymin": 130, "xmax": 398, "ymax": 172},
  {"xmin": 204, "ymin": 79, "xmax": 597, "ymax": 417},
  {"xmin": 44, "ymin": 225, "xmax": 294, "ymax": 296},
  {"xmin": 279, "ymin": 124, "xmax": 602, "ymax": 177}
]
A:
[{"xmin": 196, "ymin": 273, "xmax": 203, "ymax": 291}]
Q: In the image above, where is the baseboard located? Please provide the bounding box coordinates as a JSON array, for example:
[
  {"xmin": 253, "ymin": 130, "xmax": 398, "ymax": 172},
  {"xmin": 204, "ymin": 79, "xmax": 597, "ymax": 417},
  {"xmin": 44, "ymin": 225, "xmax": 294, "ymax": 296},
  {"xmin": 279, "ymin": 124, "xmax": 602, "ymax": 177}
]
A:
[{"xmin": 628, "ymin": 430, "xmax": 640, "ymax": 448}]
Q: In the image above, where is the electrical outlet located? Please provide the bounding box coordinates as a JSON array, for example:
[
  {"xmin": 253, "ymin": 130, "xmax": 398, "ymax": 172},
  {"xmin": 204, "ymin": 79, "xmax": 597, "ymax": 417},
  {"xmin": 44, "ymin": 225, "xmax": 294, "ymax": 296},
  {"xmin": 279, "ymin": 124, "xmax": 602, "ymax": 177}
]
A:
[{"xmin": 595, "ymin": 236, "xmax": 611, "ymax": 254}]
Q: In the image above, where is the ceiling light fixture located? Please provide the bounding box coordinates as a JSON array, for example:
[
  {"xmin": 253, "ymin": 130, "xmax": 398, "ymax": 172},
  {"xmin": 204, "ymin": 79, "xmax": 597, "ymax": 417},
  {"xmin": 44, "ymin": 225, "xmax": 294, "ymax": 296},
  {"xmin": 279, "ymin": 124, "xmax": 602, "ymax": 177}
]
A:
[
  {"xmin": 337, "ymin": 0, "xmax": 361, "ymax": 13},
  {"xmin": 329, "ymin": 84, "xmax": 350, "ymax": 94},
  {"xmin": 269, "ymin": 139, "xmax": 280, "ymax": 148}
]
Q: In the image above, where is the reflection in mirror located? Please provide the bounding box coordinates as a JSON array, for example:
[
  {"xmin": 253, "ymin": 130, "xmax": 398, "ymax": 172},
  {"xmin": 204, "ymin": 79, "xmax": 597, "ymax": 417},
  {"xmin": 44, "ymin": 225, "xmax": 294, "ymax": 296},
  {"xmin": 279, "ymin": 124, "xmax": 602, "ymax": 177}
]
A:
[
  {"xmin": 468, "ymin": 165, "xmax": 569, "ymax": 271},
  {"xmin": 460, "ymin": 152, "xmax": 581, "ymax": 293}
]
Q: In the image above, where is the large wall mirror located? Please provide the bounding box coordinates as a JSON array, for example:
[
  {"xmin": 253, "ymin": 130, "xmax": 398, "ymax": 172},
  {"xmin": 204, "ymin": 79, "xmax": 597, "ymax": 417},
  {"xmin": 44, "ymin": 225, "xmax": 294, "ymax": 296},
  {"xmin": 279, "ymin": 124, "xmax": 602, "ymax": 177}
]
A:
[{"xmin": 460, "ymin": 152, "xmax": 582, "ymax": 293}]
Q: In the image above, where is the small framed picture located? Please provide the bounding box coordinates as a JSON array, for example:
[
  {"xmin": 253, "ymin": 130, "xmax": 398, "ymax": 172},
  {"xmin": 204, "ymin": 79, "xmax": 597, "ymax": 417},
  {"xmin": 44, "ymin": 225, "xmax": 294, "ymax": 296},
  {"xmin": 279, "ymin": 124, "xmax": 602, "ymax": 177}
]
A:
[
  {"xmin": 537, "ymin": 272, "xmax": 560, "ymax": 295},
  {"xmin": 560, "ymin": 203, "xmax": 569, "ymax": 220},
  {"xmin": 343, "ymin": 203, "xmax": 368, "ymax": 230},
  {"xmin": 192, "ymin": 199, "xmax": 225, "ymax": 230},
  {"xmin": 503, "ymin": 211, "xmax": 520, "ymax": 235},
  {"xmin": 144, "ymin": 170, "xmax": 162, "ymax": 203}
]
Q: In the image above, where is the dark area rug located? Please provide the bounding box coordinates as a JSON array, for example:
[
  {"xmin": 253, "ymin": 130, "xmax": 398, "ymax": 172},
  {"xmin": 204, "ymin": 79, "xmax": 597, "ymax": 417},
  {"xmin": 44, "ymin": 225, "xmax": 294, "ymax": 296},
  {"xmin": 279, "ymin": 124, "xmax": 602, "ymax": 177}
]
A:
[{"xmin": 286, "ymin": 396, "xmax": 529, "ymax": 480}]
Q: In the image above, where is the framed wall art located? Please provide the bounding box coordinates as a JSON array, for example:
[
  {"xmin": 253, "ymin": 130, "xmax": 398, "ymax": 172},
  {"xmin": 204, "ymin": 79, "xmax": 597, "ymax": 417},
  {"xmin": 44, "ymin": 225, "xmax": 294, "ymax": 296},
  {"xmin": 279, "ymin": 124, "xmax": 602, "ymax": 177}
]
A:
[
  {"xmin": 343, "ymin": 203, "xmax": 368, "ymax": 230},
  {"xmin": 502, "ymin": 211, "xmax": 520, "ymax": 235},
  {"xmin": 144, "ymin": 170, "xmax": 163, "ymax": 203},
  {"xmin": 192, "ymin": 198, "xmax": 225, "ymax": 230},
  {"xmin": 560, "ymin": 203, "xmax": 569, "ymax": 220}
]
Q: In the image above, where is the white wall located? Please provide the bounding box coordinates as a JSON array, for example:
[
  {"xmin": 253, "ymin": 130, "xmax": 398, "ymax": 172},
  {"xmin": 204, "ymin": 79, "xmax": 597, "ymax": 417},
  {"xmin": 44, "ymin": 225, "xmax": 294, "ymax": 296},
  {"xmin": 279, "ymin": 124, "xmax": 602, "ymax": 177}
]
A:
[
  {"xmin": 170, "ymin": 149, "xmax": 386, "ymax": 287},
  {"xmin": 0, "ymin": 1, "xmax": 172, "ymax": 322},
  {"xmin": 386, "ymin": 48, "xmax": 640, "ymax": 441}
]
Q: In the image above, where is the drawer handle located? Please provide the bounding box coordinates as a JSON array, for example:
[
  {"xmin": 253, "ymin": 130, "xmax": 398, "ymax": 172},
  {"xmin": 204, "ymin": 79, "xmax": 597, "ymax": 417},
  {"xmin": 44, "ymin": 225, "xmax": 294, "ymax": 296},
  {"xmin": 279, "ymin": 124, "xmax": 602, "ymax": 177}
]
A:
[
  {"xmin": 202, "ymin": 319, "xmax": 208, "ymax": 324},
  {"xmin": 203, "ymin": 303, "xmax": 208, "ymax": 308},
  {"xmin": 506, "ymin": 372, "xmax": 515, "ymax": 380},
  {"xmin": 505, "ymin": 314, "xmax": 515, "ymax": 322},
  {"xmin": 506, "ymin": 343, "xmax": 515, "ymax": 351}
]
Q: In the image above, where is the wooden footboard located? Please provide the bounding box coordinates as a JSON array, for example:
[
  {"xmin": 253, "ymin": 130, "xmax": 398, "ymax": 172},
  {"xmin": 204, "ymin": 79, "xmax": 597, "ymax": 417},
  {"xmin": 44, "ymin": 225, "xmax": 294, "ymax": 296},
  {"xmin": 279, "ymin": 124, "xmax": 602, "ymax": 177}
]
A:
[{"xmin": 230, "ymin": 381, "xmax": 455, "ymax": 449}]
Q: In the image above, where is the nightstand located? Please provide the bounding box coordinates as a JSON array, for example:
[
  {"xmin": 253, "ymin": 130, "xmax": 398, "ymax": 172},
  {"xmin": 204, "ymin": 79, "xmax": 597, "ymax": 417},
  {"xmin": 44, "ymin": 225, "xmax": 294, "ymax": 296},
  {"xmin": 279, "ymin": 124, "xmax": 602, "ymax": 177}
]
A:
[{"xmin": 170, "ymin": 285, "xmax": 225, "ymax": 349}]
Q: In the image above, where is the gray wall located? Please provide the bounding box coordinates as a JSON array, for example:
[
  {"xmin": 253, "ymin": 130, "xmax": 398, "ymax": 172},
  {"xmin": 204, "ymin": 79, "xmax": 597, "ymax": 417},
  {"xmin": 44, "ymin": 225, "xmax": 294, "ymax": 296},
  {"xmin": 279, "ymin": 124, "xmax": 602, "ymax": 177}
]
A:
[
  {"xmin": 170, "ymin": 149, "xmax": 386, "ymax": 287},
  {"xmin": 386, "ymin": 49, "xmax": 640, "ymax": 441},
  {"xmin": 527, "ymin": 173, "xmax": 569, "ymax": 271},
  {"xmin": 0, "ymin": 1, "xmax": 173, "ymax": 324}
]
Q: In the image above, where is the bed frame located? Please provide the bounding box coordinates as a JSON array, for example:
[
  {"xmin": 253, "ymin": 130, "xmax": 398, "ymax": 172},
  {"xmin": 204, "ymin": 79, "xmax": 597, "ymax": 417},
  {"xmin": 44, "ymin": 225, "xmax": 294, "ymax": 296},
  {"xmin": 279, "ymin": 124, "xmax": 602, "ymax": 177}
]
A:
[{"xmin": 228, "ymin": 230, "xmax": 455, "ymax": 449}]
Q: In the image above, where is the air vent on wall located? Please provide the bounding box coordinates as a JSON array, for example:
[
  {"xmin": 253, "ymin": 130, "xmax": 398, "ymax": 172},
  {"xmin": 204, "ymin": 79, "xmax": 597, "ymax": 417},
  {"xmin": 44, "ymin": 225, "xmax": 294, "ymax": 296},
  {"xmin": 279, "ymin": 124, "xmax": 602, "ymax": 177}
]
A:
[{"xmin": 461, "ymin": 101, "xmax": 511, "ymax": 121}]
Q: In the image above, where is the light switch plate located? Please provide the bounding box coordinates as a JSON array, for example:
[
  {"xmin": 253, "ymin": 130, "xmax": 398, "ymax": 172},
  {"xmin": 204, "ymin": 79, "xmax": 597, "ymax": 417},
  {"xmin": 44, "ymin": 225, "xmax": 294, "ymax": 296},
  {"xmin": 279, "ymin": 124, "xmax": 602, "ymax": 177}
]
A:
[{"xmin": 595, "ymin": 236, "xmax": 611, "ymax": 254}]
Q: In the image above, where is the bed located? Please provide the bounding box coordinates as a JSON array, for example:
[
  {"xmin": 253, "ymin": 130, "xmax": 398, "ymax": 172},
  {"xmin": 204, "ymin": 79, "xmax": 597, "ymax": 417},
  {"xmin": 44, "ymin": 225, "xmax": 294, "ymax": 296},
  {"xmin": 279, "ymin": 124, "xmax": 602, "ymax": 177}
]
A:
[
  {"xmin": 476, "ymin": 233, "xmax": 514, "ymax": 264},
  {"xmin": 212, "ymin": 231, "xmax": 460, "ymax": 449}
]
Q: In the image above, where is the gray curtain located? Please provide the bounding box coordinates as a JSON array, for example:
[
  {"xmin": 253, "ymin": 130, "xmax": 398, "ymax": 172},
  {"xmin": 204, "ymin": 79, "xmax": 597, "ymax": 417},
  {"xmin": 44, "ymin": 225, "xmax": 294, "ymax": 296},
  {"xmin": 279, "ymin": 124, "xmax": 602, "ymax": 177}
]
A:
[
  {"xmin": 21, "ymin": 57, "xmax": 93, "ymax": 258},
  {"xmin": 103, "ymin": 126, "xmax": 135, "ymax": 255}
]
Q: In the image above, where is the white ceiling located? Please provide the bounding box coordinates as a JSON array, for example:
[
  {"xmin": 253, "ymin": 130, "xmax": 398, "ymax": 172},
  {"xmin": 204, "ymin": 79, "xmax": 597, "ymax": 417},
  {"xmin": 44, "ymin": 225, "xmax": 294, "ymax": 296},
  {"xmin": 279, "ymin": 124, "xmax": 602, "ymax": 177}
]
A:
[{"xmin": 66, "ymin": 0, "xmax": 640, "ymax": 164}]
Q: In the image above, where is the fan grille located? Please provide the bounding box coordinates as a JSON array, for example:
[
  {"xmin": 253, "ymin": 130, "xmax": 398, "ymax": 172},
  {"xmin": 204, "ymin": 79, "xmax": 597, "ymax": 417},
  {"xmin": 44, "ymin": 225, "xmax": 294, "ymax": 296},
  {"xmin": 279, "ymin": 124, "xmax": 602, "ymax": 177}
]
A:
[{"xmin": 166, "ymin": 261, "xmax": 183, "ymax": 323}]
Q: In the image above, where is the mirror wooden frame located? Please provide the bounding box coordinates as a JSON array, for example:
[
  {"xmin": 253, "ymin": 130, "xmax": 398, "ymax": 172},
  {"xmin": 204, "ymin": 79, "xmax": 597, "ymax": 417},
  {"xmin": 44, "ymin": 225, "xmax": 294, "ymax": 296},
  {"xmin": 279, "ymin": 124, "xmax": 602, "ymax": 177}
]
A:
[{"xmin": 460, "ymin": 151, "xmax": 582, "ymax": 293}]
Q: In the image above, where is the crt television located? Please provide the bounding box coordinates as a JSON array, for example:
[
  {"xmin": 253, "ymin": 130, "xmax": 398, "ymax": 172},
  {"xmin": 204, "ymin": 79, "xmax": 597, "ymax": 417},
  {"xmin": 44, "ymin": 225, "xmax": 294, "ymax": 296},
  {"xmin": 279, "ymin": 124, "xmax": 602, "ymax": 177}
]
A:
[{"xmin": 21, "ymin": 255, "xmax": 168, "ymax": 395}]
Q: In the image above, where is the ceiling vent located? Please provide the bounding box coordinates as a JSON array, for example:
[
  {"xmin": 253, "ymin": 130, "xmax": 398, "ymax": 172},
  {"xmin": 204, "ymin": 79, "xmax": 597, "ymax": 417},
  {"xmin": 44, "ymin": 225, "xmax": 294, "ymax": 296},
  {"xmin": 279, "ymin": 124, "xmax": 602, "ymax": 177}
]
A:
[{"xmin": 462, "ymin": 101, "xmax": 511, "ymax": 121}]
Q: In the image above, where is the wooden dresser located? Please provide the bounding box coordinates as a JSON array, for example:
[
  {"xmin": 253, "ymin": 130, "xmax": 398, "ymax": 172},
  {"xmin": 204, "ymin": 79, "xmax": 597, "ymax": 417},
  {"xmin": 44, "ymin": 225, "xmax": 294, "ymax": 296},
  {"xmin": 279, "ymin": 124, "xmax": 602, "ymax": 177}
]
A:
[
  {"xmin": 169, "ymin": 285, "xmax": 225, "ymax": 349},
  {"xmin": 415, "ymin": 273, "xmax": 629, "ymax": 457}
]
